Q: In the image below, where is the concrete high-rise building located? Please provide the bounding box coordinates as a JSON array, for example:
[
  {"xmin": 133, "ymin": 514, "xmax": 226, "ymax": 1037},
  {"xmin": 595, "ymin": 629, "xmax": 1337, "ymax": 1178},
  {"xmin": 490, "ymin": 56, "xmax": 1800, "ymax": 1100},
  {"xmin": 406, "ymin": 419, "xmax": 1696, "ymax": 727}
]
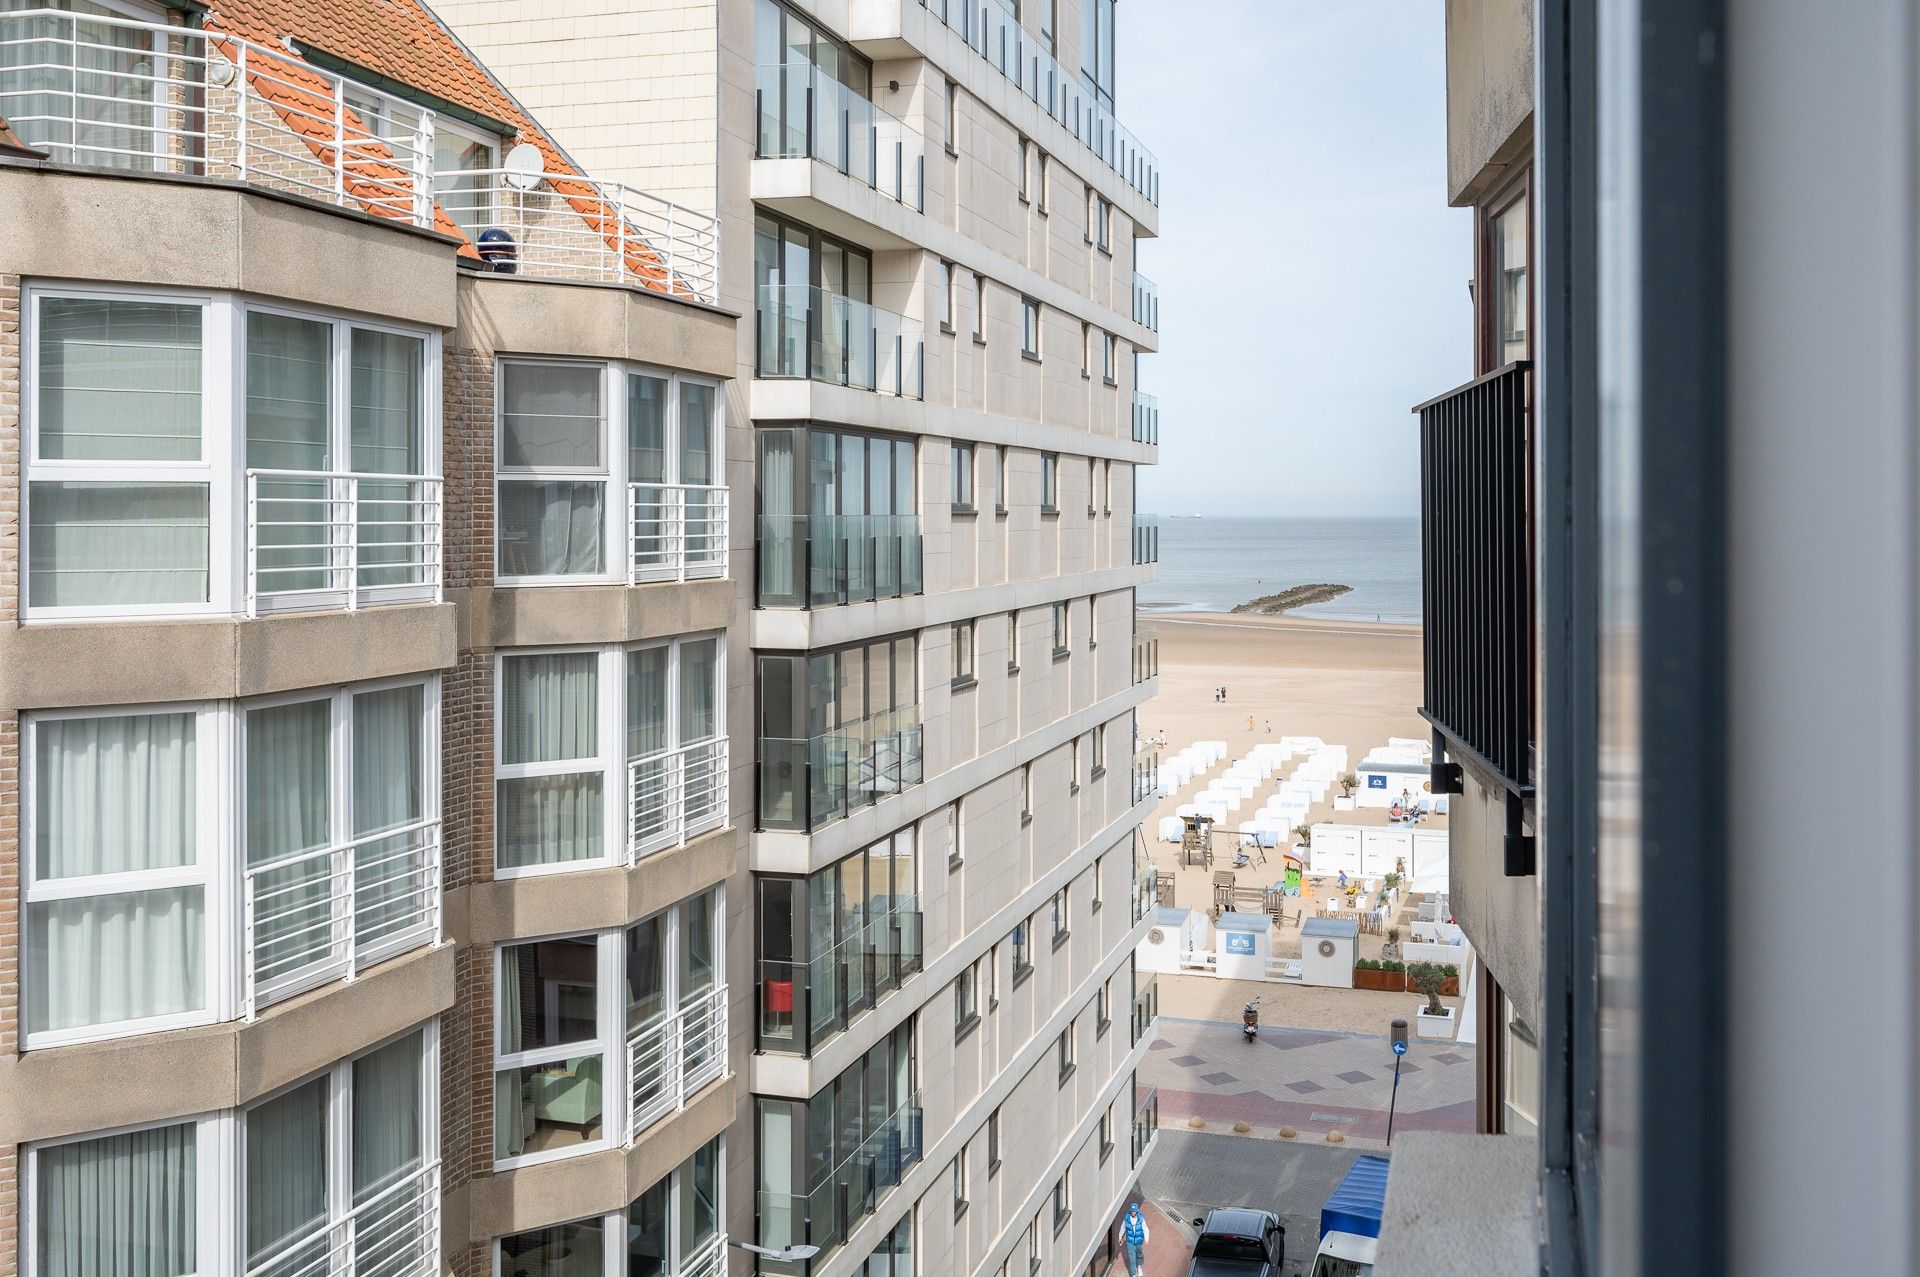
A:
[
  {"xmin": 434, "ymin": 1, "xmax": 1167, "ymax": 1273},
  {"xmin": 0, "ymin": 0, "xmax": 1160, "ymax": 1274}
]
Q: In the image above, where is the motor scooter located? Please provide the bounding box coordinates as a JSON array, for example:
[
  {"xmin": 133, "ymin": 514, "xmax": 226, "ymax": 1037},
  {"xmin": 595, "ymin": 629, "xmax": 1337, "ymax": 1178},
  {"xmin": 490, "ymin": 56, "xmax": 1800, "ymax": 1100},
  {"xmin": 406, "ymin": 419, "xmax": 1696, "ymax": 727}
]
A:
[{"xmin": 1242, "ymin": 998, "xmax": 1260, "ymax": 1043}]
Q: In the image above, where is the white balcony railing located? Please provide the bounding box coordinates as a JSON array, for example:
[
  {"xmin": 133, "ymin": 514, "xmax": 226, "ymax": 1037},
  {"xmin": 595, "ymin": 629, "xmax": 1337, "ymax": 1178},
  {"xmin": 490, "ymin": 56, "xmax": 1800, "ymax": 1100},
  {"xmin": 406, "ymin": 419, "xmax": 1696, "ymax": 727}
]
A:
[
  {"xmin": 244, "ymin": 1158, "xmax": 441, "ymax": 1277},
  {"xmin": 628, "ymin": 736, "xmax": 729, "ymax": 860},
  {"xmin": 627, "ymin": 982, "xmax": 730, "ymax": 1137},
  {"xmin": 629, "ymin": 483, "xmax": 729, "ymax": 583},
  {"xmin": 245, "ymin": 470, "xmax": 443, "ymax": 617},
  {"xmin": 0, "ymin": 8, "xmax": 436, "ymax": 225},
  {"xmin": 681, "ymin": 1233, "xmax": 727, "ymax": 1277},
  {"xmin": 435, "ymin": 168, "xmax": 720, "ymax": 304},
  {"xmin": 241, "ymin": 817, "xmax": 443, "ymax": 1018},
  {"xmin": 0, "ymin": 11, "xmax": 722, "ymax": 297}
]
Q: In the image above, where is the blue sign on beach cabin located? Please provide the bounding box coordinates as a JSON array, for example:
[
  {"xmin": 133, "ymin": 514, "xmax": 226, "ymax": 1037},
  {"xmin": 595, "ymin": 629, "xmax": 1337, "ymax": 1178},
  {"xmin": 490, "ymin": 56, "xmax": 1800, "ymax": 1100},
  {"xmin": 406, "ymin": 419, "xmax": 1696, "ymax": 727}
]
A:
[
  {"xmin": 1224, "ymin": 931, "xmax": 1255, "ymax": 955},
  {"xmin": 1368, "ymin": 774, "xmax": 1388, "ymax": 789}
]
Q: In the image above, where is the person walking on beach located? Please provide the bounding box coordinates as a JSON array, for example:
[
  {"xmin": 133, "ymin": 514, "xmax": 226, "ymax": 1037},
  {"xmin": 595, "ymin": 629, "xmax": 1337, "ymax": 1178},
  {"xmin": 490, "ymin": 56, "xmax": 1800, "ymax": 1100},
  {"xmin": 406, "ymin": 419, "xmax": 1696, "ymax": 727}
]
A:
[
  {"xmin": 1246, "ymin": 715, "xmax": 1255, "ymax": 733},
  {"xmin": 1123, "ymin": 1202, "xmax": 1150, "ymax": 1277}
]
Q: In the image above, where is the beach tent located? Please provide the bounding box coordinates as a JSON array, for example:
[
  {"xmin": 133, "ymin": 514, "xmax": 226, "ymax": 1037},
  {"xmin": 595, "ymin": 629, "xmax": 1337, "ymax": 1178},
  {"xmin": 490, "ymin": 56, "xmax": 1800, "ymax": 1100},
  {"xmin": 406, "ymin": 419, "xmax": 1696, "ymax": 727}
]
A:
[
  {"xmin": 1309, "ymin": 825, "xmax": 1364, "ymax": 877},
  {"xmin": 1213, "ymin": 911, "xmax": 1273, "ymax": 980},
  {"xmin": 1361, "ymin": 826, "xmax": 1414, "ymax": 877},
  {"xmin": 1157, "ymin": 815, "xmax": 1184, "ymax": 843},
  {"xmin": 1387, "ymin": 737, "xmax": 1431, "ymax": 756},
  {"xmin": 1301, "ymin": 916, "xmax": 1359, "ymax": 988},
  {"xmin": 1354, "ymin": 758, "xmax": 1430, "ymax": 809},
  {"xmin": 1139, "ymin": 907, "xmax": 1207, "ymax": 973}
]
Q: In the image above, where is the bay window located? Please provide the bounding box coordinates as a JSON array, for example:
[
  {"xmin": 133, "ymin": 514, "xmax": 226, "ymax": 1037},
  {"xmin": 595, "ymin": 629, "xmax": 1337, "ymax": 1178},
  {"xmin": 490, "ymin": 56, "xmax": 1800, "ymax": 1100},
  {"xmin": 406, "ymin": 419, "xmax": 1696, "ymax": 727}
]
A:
[
  {"xmin": 495, "ymin": 358, "xmax": 725, "ymax": 584},
  {"xmin": 493, "ymin": 889, "xmax": 727, "ymax": 1169},
  {"xmin": 21, "ymin": 676, "xmax": 441, "ymax": 1049},
  {"xmin": 494, "ymin": 634, "xmax": 727, "ymax": 876},
  {"xmin": 22, "ymin": 285, "xmax": 441, "ymax": 620},
  {"xmin": 25, "ymin": 1024, "xmax": 439, "ymax": 1277},
  {"xmin": 496, "ymin": 1136, "xmax": 723, "ymax": 1277},
  {"xmin": 756, "ymin": 423, "xmax": 921, "ymax": 608}
]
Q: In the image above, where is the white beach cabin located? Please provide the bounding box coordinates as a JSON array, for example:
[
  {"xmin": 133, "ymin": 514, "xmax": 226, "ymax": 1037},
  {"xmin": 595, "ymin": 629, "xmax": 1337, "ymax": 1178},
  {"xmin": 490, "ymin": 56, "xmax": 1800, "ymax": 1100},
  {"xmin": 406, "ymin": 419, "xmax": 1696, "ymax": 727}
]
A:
[
  {"xmin": 1139, "ymin": 907, "xmax": 1207, "ymax": 973},
  {"xmin": 1309, "ymin": 824, "xmax": 1364, "ymax": 877},
  {"xmin": 1301, "ymin": 916, "xmax": 1359, "ymax": 988},
  {"xmin": 1354, "ymin": 757, "xmax": 1432, "ymax": 809},
  {"xmin": 1213, "ymin": 911, "xmax": 1273, "ymax": 980}
]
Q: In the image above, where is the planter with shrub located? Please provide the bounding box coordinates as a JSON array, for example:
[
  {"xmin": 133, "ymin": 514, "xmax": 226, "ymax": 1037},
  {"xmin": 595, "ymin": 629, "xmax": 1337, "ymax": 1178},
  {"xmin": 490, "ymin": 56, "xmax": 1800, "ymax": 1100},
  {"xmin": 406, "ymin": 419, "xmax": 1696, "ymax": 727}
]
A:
[{"xmin": 1352, "ymin": 957, "xmax": 1406, "ymax": 992}]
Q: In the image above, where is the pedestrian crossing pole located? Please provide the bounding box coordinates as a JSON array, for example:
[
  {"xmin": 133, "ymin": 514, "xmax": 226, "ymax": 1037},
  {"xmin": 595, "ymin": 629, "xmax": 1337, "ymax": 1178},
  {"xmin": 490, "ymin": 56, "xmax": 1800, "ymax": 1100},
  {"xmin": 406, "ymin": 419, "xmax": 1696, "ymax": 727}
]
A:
[{"xmin": 1386, "ymin": 1019, "xmax": 1410, "ymax": 1146}]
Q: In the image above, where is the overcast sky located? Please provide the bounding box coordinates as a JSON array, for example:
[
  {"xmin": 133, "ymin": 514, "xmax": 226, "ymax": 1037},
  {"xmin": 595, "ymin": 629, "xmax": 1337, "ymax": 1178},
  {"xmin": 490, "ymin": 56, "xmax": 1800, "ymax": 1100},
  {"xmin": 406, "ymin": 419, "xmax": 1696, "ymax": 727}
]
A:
[{"xmin": 1121, "ymin": 1, "xmax": 1470, "ymax": 518}]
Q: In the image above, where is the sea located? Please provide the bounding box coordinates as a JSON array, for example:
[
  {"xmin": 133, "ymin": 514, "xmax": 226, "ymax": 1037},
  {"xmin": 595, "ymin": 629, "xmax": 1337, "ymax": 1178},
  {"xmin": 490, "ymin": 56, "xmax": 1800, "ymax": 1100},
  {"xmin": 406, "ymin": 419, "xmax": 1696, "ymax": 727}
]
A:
[{"xmin": 1135, "ymin": 516, "xmax": 1422, "ymax": 624}]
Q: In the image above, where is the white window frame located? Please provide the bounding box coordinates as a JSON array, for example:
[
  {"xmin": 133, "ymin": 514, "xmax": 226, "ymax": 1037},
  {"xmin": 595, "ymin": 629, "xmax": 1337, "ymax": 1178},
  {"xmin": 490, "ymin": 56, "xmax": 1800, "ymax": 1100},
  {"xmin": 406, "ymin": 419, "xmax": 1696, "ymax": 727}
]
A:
[
  {"xmin": 490, "ymin": 1134, "xmax": 726, "ymax": 1277},
  {"xmin": 21, "ymin": 676, "xmax": 441, "ymax": 1051},
  {"xmin": 21, "ymin": 284, "xmax": 442, "ymax": 623},
  {"xmin": 22, "ymin": 1021, "xmax": 438, "ymax": 1277},
  {"xmin": 492, "ymin": 897, "xmax": 726, "ymax": 1173},
  {"xmin": 492, "ymin": 634, "xmax": 728, "ymax": 879},
  {"xmin": 493, "ymin": 357, "xmax": 724, "ymax": 586}
]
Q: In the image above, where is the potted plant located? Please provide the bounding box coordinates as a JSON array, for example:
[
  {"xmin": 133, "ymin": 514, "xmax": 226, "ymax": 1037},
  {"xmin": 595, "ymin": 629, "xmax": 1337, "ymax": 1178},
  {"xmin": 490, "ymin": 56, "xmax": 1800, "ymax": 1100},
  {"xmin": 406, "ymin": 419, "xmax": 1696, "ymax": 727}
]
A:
[
  {"xmin": 1339, "ymin": 771, "xmax": 1358, "ymax": 798},
  {"xmin": 1353, "ymin": 957, "xmax": 1404, "ymax": 993},
  {"xmin": 1410, "ymin": 961, "xmax": 1455, "ymax": 1037},
  {"xmin": 1383, "ymin": 926, "xmax": 1401, "ymax": 961},
  {"xmin": 1292, "ymin": 824, "xmax": 1312, "ymax": 851}
]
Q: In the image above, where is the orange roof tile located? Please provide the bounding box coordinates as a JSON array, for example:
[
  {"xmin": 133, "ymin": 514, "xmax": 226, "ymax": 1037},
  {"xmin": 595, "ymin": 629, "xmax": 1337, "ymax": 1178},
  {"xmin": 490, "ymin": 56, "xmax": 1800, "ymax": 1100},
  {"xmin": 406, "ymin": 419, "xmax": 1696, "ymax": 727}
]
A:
[{"xmin": 202, "ymin": 0, "xmax": 682, "ymax": 290}]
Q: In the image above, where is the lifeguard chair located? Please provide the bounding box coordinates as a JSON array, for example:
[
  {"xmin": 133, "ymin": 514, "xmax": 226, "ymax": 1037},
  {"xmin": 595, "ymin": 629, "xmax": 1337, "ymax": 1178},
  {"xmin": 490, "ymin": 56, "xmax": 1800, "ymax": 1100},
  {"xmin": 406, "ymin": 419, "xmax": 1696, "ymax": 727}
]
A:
[{"xmin": 1180, "ymin": 814, "xmax": 1214, "ymax": 868}]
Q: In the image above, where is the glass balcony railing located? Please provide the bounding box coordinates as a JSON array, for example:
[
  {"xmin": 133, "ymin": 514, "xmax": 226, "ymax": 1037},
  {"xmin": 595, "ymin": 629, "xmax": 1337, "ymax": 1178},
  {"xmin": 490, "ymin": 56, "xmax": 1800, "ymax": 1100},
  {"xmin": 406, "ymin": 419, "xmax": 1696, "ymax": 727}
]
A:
[
  {"xmin": 1131, "ymin": 1087, "xmax": 1160, "ymax": 1165},
  {"xmin": 758, "ymin": 706, "xmax": 926, "ymax": 832},
  {"xmin": 1132, "ymin": 514, "xmax": 1160, "ymax": 565},
  {"xmin": 1131, "ymin": 748, "xmax": 1159, "ymax": 806},
  {"xmin": 755, "ymin": 63, "xmax": 926, "ymax": 209},
  {"xmin": 914, "ymin": 0, "xmax": 1160, "ymax": 205},
  {"xmin": 757, "ymin": 902, "xmax": 924, "ymax": 1054},
  {"xmin": 1132, "ymin": 973, "xmax": 1158, "ymax": 1045},
  {"xmin": 756, "ymin": 284, "xmax": 926, "ymax": 398},
  {"xmin": 756, "ymin": 513, "xmax": 925, "ymax": 608},
  {"xmin": 1132, "ymin": 636, "xmax": 1159, "ymax": 685},
  {"xmin": 1132, "ymin": 271, "xmax": 1159, "ymax": 330},
  {"xmin": 758, "ymin": 1093, "xmax": 925, "ymax": 1263},
  {"xmin": 1131, "ymin": 391, "xmax": 1160, "ymax": 445}
]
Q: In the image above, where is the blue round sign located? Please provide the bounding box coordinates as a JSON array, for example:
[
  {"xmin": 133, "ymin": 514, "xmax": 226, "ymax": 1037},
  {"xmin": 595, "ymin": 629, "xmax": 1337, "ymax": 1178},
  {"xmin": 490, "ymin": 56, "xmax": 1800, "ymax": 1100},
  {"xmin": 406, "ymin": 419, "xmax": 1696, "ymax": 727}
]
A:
[{"xmin": 1392, "ymin": 1040, "xmax": 1408, "ymax": 1056}]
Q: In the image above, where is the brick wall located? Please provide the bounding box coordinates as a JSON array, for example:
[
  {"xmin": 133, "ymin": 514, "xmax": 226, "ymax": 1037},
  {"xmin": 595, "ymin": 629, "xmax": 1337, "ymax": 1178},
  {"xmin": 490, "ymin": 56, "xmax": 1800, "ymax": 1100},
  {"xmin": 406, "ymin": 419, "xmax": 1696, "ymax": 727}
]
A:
[
  {"xmin": 443, "ymin": 347, "xmax": 496, "ymax": 591},
  {"xmin": 1, "ymin": 275, "xmax": 21, "ymax": 627},
  {"xmin": 0, "ymin": 272, "xmax": 19, "ymax": 1277}
]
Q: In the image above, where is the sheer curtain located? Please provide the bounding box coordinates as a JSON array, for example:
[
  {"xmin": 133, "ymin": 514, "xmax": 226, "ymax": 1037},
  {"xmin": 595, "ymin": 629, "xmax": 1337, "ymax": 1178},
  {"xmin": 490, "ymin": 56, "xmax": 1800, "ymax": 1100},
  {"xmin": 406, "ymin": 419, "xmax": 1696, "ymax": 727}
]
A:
[
  {"xmin": 756, "ymin": 429, "xmax": 798, "ymax": 605},
  {"xmin": 497, "ymin": 655, "xmax": 602, "ymax": 870},
  {"xmin": 352, "ymin": 1031, "xmax": 426, "ymax": 1269},
  {"xmin": 497, "ymin": 481, "xmax": 603, "ymax": 577},
  {"xmin": 246, "ymin": 313, "xmax": 332, "ymax": 597},
  {"xmin": 27, "ymin": 711, "xmax": 203, "ymax": 1036},
  {"xmin": 679, "ymin": 639, "xmax": 718, "ymax": 742},
  {"xmin": 35, "ymin": 1122, "xmax": 197, "ymax": 1277},
  {"xmin": 352, "ymin": 685, "xmax": 426, "ymax": 954},
  {"xmin": 246, "ymin": 1077, "xmax": 328, "ymax": 1269},
  {"xmin": 493, "ymin": 954, "xmax": 532, "ymax": 1159},
  {"xmin": 350, "ymin": 329, "xmax": 425, "ymax": 589},
  {"xmin": 244, "ymin": 699, "xmax": 332, "ymax": 989},
  {"xmin": 498, "ymin": 362, "xmax": 604, "ymax": 578}
]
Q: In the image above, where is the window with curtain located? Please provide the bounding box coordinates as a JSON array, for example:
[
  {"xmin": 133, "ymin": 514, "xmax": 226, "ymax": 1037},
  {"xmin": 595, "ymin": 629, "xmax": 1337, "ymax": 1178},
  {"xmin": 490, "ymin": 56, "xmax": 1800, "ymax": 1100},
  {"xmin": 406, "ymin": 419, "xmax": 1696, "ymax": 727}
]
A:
[
  {"xmin": 34, "ymin": 1121, "xmax": 199, "ymax": 1277},
  {"xmin": 497, "ymin": 652, "xmax": 604, "ymax": 872},
  {"xmin": 498, "ymin": 361, "xmax": 606, "ymax": 578},
  {"xmin": 24, "ymin": 708, "xmax": 208, "ymax": 1044},
  {"xmin": 28, "ymin": 295, "xmax": 209, "ymax": 609},
  {"xmin": 494, "ymin": 935, "xmax": 606, "ymax": 1164}
]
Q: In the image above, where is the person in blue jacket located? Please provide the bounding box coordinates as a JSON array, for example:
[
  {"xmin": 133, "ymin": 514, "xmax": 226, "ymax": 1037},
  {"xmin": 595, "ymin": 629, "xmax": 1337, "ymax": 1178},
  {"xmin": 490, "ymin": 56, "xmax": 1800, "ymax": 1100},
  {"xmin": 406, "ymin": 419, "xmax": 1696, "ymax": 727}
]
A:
[{"xmin": 1123, "ymin": 1201, "xmax": 1150, "ymax": 1276}]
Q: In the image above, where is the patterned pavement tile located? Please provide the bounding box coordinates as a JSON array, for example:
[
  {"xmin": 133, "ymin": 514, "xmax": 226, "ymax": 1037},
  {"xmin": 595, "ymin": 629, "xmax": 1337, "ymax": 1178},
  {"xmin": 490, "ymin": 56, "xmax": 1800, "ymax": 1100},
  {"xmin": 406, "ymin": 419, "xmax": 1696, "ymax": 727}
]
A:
[
  {"xmin": 1169, "ymin": 1054, "xmax": 1204, "ymax": 1067},
  {"xmin": 1336, "ymin": 1069, "xmax": 1372, "ymax": 1084},
  {"xmin": 1149, "ymin": 1038, "xmax": 1175, "ymax": 1051},
  {"xmin": 1198, "ymin": 1071, "xmax": 1236, "ymax": 1086},
  {"xmin": 1285, "ymin": 1079, "xmax": 1324, "ymax": 1094},
  {"xmin": 1432, "ymin": 1052, "xmax": 1467, "ymax": 1064}
]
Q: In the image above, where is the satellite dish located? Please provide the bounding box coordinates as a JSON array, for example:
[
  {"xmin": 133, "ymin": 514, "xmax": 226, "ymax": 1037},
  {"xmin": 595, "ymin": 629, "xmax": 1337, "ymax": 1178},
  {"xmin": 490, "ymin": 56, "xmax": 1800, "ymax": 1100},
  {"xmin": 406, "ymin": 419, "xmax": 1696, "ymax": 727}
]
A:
[{"xmin": 502, "ymin": 142, "xmax": 545, "ymax": 191}]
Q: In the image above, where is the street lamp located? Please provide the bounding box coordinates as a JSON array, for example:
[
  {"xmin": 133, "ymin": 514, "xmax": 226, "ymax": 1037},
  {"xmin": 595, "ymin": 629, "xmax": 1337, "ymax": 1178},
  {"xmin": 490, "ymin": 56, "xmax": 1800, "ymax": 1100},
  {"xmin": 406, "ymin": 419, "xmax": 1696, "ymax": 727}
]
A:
[{"xmin": 728, "ymin": 1240, "xmax": 822, "ymax": 1262}]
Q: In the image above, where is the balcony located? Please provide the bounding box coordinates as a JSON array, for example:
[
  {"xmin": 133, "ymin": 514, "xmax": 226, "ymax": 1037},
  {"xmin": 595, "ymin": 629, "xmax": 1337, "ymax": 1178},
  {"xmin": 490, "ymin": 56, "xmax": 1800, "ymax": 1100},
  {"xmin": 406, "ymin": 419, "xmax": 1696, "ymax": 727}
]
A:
[
  {"xmin": 1130, "ymin": 1086, "xmax": 1160, "ymax": 1166},
  {"xmin": 628, "ymin": 737, "xmax": 729, "ymax": 860},
  {"xmin": 1132, "ymin": 272, "xmax": 1159, "ymax": 331},
  {"xmin": 1132, "ymin": 635, "xmax": 1158, "ymax": 685},
  {"xmin": 241, "ymin": 817, "xmax": 442, "ymax": 1017},
  {"xmin": 757, "ymin": 704, "xmax": 926, "ymax": 833},
  {"xmin": 248, "ymin": 1158, "xmax": 441, "ymax": 1277},
  {"xmin": 1131, "ymin": 748, "xmax": 1159, "ymax": 807},
  {"xmin": 757, "ymin": 1092, "xmax": 925, "ymax": 1262},
  {"xmin": 757, "ymin": 514, "xmax": 925, "ymax": 608},
  {"xmin": 755, "ymin": 63, "xmax": 926, "ymax": 210},
  {"xmin": 1132, "ymin": 514, "xmax": 1160, "ymax": 565},
  {"xmin": 1131, "ymin": 972, "xmax": 1158, "ymax": 1046},
  {"xmin": 246, "ymin": 470, "xmax": 442, "ymax": 616},
  {"xmin": 756, "ymin": 903, "xmax": 924, "ymax": 1054},
  {"xmin": 1415, "ymin": 362, "xmax": 1534, "ymax": 811},
  {"xmin": 629, "ymin": 483, "xmax": 729, "ymax": 583},
  {"xmin": 0, "ymin": 11, "xmax": 720, "ymax": 304},
  {"xmin": 628, "ymin": 982, "xmax": 730, "ymax": 1138},
  {"xmin": 1131, "ymin": 391, "xmax": 1160, "ymax": 445},
  {"xmin": 756, "ymin": 284, "xmax": 926, "ymax": 398},
  {"xmin": 435, "ymin": 168, "xmax": 719, "ymax": 303},
  {"xmin": 914, "ymin": 0, "xmax": 1159, "ymax": 205}
]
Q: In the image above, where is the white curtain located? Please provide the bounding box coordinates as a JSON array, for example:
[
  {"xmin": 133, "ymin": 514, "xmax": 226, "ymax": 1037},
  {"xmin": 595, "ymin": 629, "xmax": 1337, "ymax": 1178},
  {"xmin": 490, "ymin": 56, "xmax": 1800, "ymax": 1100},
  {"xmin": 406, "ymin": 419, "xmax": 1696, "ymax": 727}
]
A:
[
  {"xmin": 493, "ymin": 949, "xmax": 532, "ymax": 1159},
  {"xmin": 351, "ymin": 330, "xmax": 425, "ymax": 590},
  {"xmin": 497, "ymin": 481, "xmax": 604, "ymax": 577},
  {"xmin": 756, "ymin": 430, "xmax": 797, "ymax": 603},
  {"xmin": 35, "ymin": 1122, "xmax": 197, "ymax": 1277},
  {"xmin": 244, "ymin": 700, "xmax": 332, "ymax": 987},
  {"xmin": 679, "ymin": 383, "xmax": 715, "ymax": 485},
  {"xmin": 497, "ymin": 654, "xmax": 602, "ymax": 869},
  {"xmin": 27, "ymin": 481, "xmax": 210, "ymax": 608},
  {"xmin": 678, "ymin": 638, "xmax": 718, "ymax": 742},
  {"xmin": 352, "ymin": 1030, "xmax": 423, "ymax": 1196},
  {"xmin": 626, "ymin": 647, "xmax": 668, "ymax": 759},
  {"xmin": 245, "ymin": 1077, "xmax": 328, "ymax": 1269},
  {"xmin": 245, "ymin": 312, "xmax": 331, "ymax": 596},
  {"xmin": 352, "ymin": 685, "xmax": 426, "ymax": 951},
  {"xmin": 27, "ymin": 712, "xmax": 202, "ymax": 1035},
  {"xmin": 626, "ymin": 374, "xmax": 668, "ymax": 483}
]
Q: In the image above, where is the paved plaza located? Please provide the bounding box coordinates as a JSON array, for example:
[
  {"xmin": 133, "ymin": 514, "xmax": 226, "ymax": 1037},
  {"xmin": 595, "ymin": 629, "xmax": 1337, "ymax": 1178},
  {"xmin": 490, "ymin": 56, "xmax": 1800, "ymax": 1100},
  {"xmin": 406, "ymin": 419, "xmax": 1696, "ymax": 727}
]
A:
[{"xmin": 1142, "ymin": 1015, "xmax": 1476, "ymax": 1150}]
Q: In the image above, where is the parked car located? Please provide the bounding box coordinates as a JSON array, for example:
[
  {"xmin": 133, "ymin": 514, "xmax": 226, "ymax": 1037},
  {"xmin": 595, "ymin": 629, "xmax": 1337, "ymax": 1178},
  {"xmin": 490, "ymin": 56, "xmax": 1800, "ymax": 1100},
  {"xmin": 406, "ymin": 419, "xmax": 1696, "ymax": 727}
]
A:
[{"xmin": 1185, "ymin": 1208, "xmax": 1285, "ymax": 1277}]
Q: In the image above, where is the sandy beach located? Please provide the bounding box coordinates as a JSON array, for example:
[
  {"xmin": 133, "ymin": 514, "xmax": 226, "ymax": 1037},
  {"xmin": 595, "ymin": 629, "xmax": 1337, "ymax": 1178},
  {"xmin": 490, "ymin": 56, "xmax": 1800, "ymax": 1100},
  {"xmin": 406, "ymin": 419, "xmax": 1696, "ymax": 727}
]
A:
[{"xmin": 1136, "ymin": 611, "xmax": 1462, "ymax": 1028}]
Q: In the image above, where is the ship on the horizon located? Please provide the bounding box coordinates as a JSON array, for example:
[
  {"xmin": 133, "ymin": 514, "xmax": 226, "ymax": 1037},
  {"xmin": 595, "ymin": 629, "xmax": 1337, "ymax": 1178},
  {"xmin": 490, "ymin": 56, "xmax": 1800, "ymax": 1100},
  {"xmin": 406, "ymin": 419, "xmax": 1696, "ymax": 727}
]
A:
[{"xmin": 1167, "ymin": 512, "xmax": 1204, "ymax": 519}]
